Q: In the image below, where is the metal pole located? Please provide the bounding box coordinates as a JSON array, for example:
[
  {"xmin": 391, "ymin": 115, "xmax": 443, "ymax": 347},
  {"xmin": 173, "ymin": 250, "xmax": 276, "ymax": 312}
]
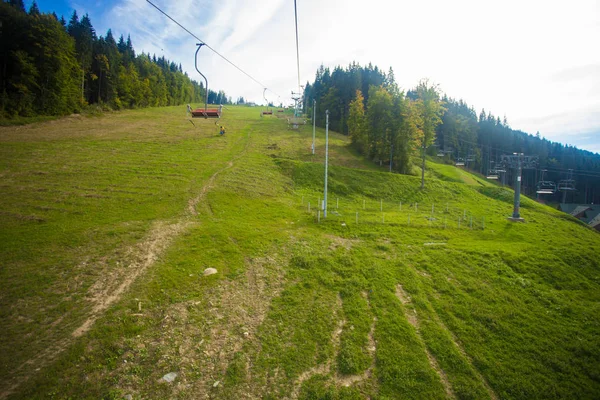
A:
[
  {"xmin": 312, "ymin": 99, "xmax": 316, "ymax": 155},
  {"xmin": 512, "ymin": 154, "xmax": 522, "ymax": 219},
  {"xmin": 324, "ymin": 110, "xmax": 329, "ymax": 218},
  {"xmin": 390, "ymin": 144, "xmax": 393, "ymax": 172}
]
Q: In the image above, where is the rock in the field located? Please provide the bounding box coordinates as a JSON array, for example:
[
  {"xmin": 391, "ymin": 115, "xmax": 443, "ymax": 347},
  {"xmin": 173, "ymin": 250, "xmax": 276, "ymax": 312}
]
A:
[
  {"xmin": 161, "ymin": 372, "xmax": 178, "ymax": 383},
  {"xmin": 213, "ymin": 380, "xmax": 220, "ymax": 388},
  {"xmin": 124, "ymin": 395, "xmax": 133, "ymax": 400},
  {"xmin": 203, "ymin": 268, "xmax": 218, "ymax": 276}
]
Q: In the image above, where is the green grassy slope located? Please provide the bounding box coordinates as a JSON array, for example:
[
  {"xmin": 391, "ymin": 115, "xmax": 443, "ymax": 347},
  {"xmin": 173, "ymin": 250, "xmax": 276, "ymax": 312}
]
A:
[{"xmin": 1, "ymin": 106, "xmax": 599, "ymax": 399}]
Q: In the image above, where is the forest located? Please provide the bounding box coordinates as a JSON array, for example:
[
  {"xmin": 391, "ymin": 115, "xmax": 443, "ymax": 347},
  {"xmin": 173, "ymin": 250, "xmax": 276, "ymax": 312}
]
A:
[
  {"xmin": 303, "ymin": 63, "xmax": 600, "ymax": 204},
  {"xmin": 0, "ymin": 1, "xmax": 234, "ymax": 119}
]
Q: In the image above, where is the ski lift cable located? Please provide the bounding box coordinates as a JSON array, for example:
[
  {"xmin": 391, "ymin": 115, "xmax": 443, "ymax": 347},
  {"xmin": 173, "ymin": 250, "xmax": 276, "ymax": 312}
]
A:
[
  {"xmin": 145, "ymin": 0, "xmax": 281, "ymax": 98},
  {"xmin": 293, "ymin": 0, "xmax": 301, "ymax": 93}
]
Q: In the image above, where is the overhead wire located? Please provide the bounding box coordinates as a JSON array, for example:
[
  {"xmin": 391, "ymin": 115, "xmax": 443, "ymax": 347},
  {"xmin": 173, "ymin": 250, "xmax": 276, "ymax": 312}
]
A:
[
  {"xmin": 293, "ymin": 0, "xmax": 301, "ymax": 92},
  {"xmin": 145, "ymin": 0, "xmax": 281, "ymax": 98}
]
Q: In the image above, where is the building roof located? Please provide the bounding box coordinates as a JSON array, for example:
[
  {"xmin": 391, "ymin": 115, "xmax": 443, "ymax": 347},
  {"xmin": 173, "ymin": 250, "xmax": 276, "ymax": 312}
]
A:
[
  {"xmin": 570, "ymin": 205, "xmax": 592, "ymax": 218},
  {"xmin": 588, "ymin": 213, "xmax": 600, "ymax": 229}
]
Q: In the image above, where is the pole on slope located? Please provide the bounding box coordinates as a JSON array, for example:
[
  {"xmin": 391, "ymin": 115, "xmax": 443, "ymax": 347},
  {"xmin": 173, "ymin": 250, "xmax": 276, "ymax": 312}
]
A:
[
  {"xmin": 312, "ymin": 99, "xmax": 316, "ymax": 155},
  {"xmin": 324, "ymin": 110, "xmax": 329, "ymax": 218},
  {"xmin": 512, "ymin": 154, "xmax": 523, "ymax": 219}
]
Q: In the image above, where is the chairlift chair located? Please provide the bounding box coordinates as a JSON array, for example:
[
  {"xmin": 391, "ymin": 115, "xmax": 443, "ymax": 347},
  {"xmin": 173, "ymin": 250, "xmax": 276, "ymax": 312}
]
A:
[
  {"xmin": 536, "ymin": 181, "xmax": 556, "ymax": 194},
  {"xmin": 189, "ymin": 43, "xmax": 222, "ymax": 122},
  {"xmin": 486, "ymin": 169, "xmax": 499, "ymax": 180},
  {"xmin": 557, "ymin": 179, "xmax": 576, "ymax": 191},
  {"xmin": 455, "ymin": 157, "xmax": 465, "ymax": 166},
  {"xmin": 535, "ymin": 169, "xmax": 556, "ymax": 194},
  {"xmin": 261, "ymin": 88, "xmax": 273, "ymax": 116}
]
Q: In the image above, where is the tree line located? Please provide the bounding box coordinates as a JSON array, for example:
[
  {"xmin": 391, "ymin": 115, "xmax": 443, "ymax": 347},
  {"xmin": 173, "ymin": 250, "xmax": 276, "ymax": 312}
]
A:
[
  {"xmin": 0, "ymin": 1, "xmax": 233, "ymax": 118},
  {"xmin": 303, "ymin": 63, "xmax": 600, "ymax": 204}
]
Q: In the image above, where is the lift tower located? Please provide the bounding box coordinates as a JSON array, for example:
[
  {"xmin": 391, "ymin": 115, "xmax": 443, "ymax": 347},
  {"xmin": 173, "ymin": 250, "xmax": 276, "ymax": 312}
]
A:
[{"xmin": 501, "ymin": 153, "xmax": 538, "ymax": 222}]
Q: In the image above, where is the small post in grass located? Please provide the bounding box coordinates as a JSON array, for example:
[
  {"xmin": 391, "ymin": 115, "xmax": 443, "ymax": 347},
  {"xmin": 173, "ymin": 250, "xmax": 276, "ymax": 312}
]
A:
[
  {"xmin": 356, "ymin": 211, "xmax": 358, "ymax": 224},
  {"xmin": 308, "ymin": 202, "xmax": 311, "ymax": 212},
  {"xmin": 483, "ymin": 217, "xmax": 485, "ymax": 230},
  {"xmin": 318, "ymin": 210, "xmax": 321, "ymax": 223},
  {"xmin": 336, "ymin": 197, "xmax": 339, "ymax": 209},
  {"xmin": 408, "ymin": 214, "xmax": 411, "ymax": 225},
  {"xmin": 399, "ymin": 201, "xmax": 402, "ymax": 211},
  {"xmin": 318, "ymin": 197, "xmax": 321, "ymax": 210},
  {"xmin": 380, "ymin": 199, "xmax": 383, "ymax": 212},
  {"xmin": 458, "ymin": 217, "xmax": 461, "ymax": 229}
]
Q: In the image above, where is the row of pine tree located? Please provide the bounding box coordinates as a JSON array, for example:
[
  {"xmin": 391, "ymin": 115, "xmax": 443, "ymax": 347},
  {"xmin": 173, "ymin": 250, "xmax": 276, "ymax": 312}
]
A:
[
  {"xmin": 303, "ymin": 63, "xmax": 600, "ymax": 203},
  {"xmin": 0, "ymin": 1, "xmax": 234, "ymax": 118}
]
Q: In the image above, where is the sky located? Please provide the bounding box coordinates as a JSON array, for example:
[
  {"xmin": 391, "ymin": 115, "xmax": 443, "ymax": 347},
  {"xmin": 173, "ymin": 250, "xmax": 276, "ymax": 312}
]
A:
[{"xmin": 31, "ymin": 0, "xmax": 600, "ymax": 154}]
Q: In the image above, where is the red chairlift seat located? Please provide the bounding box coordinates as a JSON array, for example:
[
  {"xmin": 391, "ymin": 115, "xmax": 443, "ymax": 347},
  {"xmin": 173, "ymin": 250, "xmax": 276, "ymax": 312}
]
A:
[
  {"xmin": 277, "ymin": 109, "xmax": 284, "ymax": 113},
  {"xmin": 191, "ymin": 108, "xmax": 221, "ymax": 118},
  {"xmin": 261, "ymin": 110, "xmax": 273, "ymax": 115}
]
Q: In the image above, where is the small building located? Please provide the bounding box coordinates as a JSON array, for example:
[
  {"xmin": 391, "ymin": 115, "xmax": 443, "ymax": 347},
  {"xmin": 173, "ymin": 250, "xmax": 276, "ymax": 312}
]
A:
[{"xmin": 559, "ymin": 204, "xmax": 600, "ymax": 230}]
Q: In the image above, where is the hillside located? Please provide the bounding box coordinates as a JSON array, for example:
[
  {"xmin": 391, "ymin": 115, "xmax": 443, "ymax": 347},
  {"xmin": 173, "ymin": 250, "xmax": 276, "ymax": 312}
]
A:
[{"xmin": 0, "ymin": 106, "xmax": 599, "ymax": 399}]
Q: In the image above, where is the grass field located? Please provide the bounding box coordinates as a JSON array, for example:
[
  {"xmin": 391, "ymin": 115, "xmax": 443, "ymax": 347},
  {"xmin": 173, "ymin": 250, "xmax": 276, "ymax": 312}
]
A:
[{"xmin": 1, "ymin": 106, "xmax": 599, "ymax": 399}]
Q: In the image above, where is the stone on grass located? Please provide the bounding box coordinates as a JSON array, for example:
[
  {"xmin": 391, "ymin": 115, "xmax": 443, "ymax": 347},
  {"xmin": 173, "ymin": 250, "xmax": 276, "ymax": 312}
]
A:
[
  {"xmin": 161, "ymin": 372, "xmax": 178, "ymax": 383},
  {"xmin": 203, "ymin": 268, "xmax": 218, "ymax": 276}
]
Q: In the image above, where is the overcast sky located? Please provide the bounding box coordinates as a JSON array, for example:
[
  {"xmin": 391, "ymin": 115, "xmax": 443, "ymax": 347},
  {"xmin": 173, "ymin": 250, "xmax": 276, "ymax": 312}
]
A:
[{"xmin": 35, "ymin": 0, "xmax": 600, "ymax": 153}]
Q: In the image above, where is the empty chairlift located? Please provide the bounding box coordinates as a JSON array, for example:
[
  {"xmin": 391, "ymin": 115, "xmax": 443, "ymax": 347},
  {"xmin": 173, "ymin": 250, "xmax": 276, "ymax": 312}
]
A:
[
  {"xmin": 536, "ymin": 169, "xmax": 556, "ymax": 194},
  {"xmin": 188, "ymin": 43, "xmax": 222, "ymax": 121},
  {"xmin": 261, "ymin": 88, "xmax": 273, "ymax": 116}
]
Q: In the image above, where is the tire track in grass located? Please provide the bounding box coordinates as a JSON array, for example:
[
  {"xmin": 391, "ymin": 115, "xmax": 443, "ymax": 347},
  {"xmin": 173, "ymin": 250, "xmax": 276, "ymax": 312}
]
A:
[
  {"xmin": 290, "ymin": 295, "xmax": 344, "ymax": 400},
  {"xmin": 395, "ymin": 284, "xmax": 456, "ymax": 399},
  {"xmin": 429, "ymin": 306, "xmax": 499, "ymax": 400},
  {"xmin": 0, "ymin": 128, "xmax": 253, "ymax": 400},
  {"xmin": 290, "ymin": 293, "xmax": 378, "ymax": 398}
]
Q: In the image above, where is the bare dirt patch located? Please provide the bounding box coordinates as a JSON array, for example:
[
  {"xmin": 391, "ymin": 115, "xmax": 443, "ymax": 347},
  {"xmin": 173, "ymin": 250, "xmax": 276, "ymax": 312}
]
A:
[
  {"xmin": 142, "ymin": 253, "xmax": 287, "ymax": 399},
  {"xmin": 325, "ymin": 234, "xmax": 360, "ymax": 251},
  {"xmin": 73, "ymin": 220, "xmax": 191, "ymax": 338}
]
